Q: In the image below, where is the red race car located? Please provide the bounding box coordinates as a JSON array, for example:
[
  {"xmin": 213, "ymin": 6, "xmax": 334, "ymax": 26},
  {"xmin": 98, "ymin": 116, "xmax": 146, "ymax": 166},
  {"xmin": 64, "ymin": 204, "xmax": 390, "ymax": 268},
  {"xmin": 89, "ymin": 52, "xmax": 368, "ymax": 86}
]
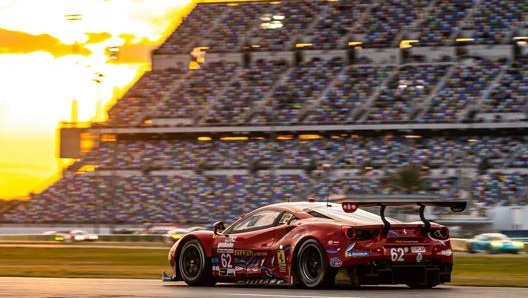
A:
[{"xmin": 163, "ymin": 199, "xmax": 466, "ymax": 288}]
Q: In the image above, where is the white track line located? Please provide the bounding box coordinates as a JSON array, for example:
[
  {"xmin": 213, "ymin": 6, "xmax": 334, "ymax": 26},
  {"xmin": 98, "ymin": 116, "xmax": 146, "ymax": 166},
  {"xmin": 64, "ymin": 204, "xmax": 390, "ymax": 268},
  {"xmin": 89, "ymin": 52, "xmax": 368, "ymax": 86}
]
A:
[{"xmin": 227, "ymin": 294, "xmax": 364, "ymax": 298}]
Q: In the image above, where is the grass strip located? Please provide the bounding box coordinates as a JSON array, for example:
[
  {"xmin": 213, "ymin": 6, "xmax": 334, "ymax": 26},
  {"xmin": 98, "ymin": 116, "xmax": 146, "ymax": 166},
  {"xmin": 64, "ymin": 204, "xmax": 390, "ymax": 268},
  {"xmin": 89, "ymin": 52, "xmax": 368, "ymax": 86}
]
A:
[{"xmin": 0, "ymin": 247, "xmax": 527, "ymax": 287}]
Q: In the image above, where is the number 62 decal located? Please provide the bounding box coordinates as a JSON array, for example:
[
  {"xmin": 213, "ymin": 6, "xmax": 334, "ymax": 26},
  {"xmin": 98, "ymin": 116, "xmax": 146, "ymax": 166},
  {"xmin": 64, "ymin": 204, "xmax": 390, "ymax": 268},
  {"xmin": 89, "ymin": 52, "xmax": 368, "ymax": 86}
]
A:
[
  {"xmin": 390, "ymin": 247, "xmax": 405, "ymax": 262},
  {"xmin": 221, "ymin": 253, "xmax": 232, "ymax": 268}
]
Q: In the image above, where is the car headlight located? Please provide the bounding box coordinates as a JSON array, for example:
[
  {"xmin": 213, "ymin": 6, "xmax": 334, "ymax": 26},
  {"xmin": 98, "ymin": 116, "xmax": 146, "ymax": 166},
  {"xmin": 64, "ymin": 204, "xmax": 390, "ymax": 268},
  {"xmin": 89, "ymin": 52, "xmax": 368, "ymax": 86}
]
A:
[
  {"xmin": 490, "ymin": 241, "xmax": 502, "ymax": 248},
  {"xmin": 512, "ymin": 241, "xmax": 524, "ymax": 248}
]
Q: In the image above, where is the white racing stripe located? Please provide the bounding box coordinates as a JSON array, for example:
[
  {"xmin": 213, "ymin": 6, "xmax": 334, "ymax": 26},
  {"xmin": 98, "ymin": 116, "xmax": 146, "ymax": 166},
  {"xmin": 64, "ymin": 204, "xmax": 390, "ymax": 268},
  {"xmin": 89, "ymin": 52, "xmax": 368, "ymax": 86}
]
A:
[{"xmin": 227, "ymin": 294, "xmax": 364, "ymax": 298}]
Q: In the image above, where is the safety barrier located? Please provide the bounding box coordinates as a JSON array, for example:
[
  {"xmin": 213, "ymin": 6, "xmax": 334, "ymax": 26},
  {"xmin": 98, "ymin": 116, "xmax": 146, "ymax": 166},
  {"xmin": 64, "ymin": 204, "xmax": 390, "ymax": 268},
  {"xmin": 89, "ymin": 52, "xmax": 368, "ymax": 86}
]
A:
[
  {"xmin": 0, "ymin": 234, "xmax": 165, "ymax": 243},
  {"xmin": 0, "ymin": 235, "xmax": 525, "ymax": 253}
]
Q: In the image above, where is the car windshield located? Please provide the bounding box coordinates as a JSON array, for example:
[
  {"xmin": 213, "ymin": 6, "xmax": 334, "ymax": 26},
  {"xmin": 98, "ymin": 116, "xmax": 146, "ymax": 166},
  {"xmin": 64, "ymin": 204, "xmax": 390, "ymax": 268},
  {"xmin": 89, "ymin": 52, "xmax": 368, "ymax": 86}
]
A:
[{"xmin": 305, "ymin": 204, "xmax": 397, "ymax": 224}]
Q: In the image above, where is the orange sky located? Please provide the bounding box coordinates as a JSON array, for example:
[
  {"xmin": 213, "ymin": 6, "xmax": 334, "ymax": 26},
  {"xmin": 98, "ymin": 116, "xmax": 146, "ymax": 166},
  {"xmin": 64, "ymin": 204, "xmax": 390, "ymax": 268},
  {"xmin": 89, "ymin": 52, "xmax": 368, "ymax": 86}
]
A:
[{"xmin": 0, "ymin": 0, "xmax": 192, "ymax": 199}]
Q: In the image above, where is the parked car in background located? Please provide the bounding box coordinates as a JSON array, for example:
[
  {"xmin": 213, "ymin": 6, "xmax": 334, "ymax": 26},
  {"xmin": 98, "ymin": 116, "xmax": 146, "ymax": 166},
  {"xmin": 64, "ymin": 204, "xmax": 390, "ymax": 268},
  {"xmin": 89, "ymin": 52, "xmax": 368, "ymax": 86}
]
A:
[
  {"xmin": 467, "ymin": 233, "xmax": 524, "ymax": 254},
  {"xmin": 44, "ymin": 229, "xmax": 99, "ymax": 242},
  {"xmin": 162, "ymin": 228, "xmax": 190, "ymax": 244},
  {"xmin": 162, "ymin": 226, "xmax": 208, "ymax": 244}
]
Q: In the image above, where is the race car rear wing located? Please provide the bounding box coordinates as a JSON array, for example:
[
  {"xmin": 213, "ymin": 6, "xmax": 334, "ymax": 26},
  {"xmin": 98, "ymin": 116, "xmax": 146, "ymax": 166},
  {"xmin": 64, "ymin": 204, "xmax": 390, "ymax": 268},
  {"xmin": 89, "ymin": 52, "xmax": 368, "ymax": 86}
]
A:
[{"xmin": 341, "ymin": 199, "xmax": 467, "ymax": 236}]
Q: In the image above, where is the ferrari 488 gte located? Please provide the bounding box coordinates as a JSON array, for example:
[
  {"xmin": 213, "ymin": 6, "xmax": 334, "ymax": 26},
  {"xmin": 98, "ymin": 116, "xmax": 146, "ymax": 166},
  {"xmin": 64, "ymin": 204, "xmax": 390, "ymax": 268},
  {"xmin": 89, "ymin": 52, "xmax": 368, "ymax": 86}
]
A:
[{"xmin": 163, "ymin": 199, "xmax": 465, "ymax": 288}]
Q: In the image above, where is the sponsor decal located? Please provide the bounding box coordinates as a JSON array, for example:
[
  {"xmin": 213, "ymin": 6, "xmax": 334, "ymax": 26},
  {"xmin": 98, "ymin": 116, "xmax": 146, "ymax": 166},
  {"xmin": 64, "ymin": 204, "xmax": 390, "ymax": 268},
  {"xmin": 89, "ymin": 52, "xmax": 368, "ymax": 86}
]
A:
[
  {"xmin": 220, "ymin": 253, "xmax": 233, "ymax": 269},
  {"xmin": 261, "ymin": 267, "xmax": 277, "ymax": 278},
  {"xmin": 219, "ymin": 268, "xmax": 236, "ymax": 276},
  {"xmin": 345, "ymin": 250, "xmax": 369, "ymax": 257},
  {"xmin": 235, "ymin": 258, "xmax": 246, "ymax": 266},
  {"xmin": 411, "ymin": 246, "xmax": 426, "ymax": 253},
  {"xmin": 388, "ymin": 230, "xmax": 399, "ymax": 237},
  {"xmin": 253, "ymin": 251, "xmax": 268, "ymax": 257},
  {"xmin": 228, "ymin": 268, "xmax": 236, "ymax": 276},
  {"xmin": 234, "ymin": 250, "xmax": 253, "ymax": 256},
  {"xmin": 226, "ymin": 235, "xmax": 237, "ymax": 242},
  {"xmin": 327, "ymin": 240, "xmax": 340, "ymax": 246},
  {"xmin": 416, "ymin": 252, "xmax": 423, "ymax": 263},
  {"xmin": 218, "ymin": 242, "xmax": 234, "ymax": 248},
  {"xmin": 211, "ymin": 257, "xmax": 219, "ymax": 265},
  {"xmin": 345, "ymin": 242, "xmax": 370, "ymax": 257},
  {"xmin": 247, "ymin": 258, "xmax": 263, "ymax": 272},
  {"xmin": 330, "ymin": 257, "xmax": 342, "ymax": 268},
  {"xmin": 345, "ymin": 242, "xmax": 356, "ymax": 252},
  {"xmin": 217, "ymin": 248, "xmax": 234, "ymax": 254},
  {"xmin": 326, "ymin": 248, "xmax": 340, "ymax": 254},
  {"xmin": 277, "ymin": 250, "xmax": 287, "ymax": 272},
  {"xmin": 277, "ymin": 250, "xmax": 286, "ymax": 267}
]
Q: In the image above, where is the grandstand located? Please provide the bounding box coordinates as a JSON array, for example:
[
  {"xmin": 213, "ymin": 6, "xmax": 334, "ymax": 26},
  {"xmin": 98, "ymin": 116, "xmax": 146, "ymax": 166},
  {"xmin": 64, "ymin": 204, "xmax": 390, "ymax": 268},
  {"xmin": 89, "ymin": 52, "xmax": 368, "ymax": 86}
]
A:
[{"xmin": 1, "ymin": 0, "xmax": 527, "ymax": 230}]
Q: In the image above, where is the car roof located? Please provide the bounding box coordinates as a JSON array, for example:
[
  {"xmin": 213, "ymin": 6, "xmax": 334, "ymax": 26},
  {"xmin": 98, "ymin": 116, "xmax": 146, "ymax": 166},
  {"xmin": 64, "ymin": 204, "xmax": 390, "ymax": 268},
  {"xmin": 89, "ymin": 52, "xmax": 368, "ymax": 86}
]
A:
[
  {"xmin": 258, "ymin": 201, "xmax": 389, "ymax": 225},
  {"xmin": 477, "ymin": 233, "xmax": 508, "ymax": 238},
  {"xmin": 263, "ymin": 201, "xmax": 340, "ymax": 212}
]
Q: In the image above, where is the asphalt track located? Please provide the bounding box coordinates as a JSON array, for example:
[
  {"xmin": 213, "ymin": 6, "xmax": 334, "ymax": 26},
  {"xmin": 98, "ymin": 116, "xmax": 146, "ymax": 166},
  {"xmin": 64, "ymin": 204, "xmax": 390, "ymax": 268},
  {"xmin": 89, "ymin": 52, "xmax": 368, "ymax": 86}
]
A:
[{"xmin": 1, "ymin": 277, "xmax": 528, "ymax": 298}]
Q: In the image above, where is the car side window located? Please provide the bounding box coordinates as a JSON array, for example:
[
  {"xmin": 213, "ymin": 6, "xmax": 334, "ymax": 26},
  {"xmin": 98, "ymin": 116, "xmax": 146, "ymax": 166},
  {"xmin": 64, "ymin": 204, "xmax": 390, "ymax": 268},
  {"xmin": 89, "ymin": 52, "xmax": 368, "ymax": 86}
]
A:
[
  {"xmin": 278, "ymin": 212, "xmax": 296, "ymax": 225},
  {"xmin": 230, "ymin": 210, "xmax": 282, "ymax": 233}
]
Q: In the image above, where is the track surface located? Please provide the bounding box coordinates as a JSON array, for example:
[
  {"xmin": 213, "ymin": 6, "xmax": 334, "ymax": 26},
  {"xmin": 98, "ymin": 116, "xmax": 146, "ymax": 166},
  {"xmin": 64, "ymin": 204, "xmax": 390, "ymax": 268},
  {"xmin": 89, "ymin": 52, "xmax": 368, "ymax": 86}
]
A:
[{"xmin": 1, "ymin": 277, "xmax": 528, "ymax": 298}]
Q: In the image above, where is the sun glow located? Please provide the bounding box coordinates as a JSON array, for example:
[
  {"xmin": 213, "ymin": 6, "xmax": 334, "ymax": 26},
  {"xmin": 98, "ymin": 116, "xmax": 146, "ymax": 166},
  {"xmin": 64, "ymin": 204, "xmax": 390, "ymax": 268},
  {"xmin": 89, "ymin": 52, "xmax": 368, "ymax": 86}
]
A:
[{"xmin": 0, "ymin": 0, "xmax": 192, "ymax": 199}]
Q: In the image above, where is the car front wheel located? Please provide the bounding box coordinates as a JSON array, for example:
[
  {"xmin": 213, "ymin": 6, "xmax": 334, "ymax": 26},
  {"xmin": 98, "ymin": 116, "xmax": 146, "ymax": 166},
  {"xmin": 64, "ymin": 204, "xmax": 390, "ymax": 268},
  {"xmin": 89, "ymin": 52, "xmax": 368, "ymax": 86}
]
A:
[{"xmin": 178, "ymin": 239, "xmax": 215, "ymax": 286}]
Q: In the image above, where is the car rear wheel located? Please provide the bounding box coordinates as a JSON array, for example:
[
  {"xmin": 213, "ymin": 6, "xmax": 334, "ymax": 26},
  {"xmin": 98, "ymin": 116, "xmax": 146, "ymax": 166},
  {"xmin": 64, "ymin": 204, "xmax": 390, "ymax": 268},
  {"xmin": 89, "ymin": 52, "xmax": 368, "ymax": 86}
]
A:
[
  {"xmin": 466, "ymin": 243, "xmax": 476, "ymax": 253},
  {"xmin": 178, "ymin": 239, "xmax": 215, "ymax": 286},
  {"xmin": 295, "ymin": 239, "xmax": 334, "ymax": 288}
]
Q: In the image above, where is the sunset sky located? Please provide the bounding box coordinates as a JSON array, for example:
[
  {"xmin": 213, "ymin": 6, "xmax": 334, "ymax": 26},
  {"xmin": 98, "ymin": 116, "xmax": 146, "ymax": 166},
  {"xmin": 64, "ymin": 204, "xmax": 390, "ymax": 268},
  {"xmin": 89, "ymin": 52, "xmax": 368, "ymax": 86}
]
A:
[{"xmin": 0, "ymin": 0, "xmax": 192, "ymax": 199}]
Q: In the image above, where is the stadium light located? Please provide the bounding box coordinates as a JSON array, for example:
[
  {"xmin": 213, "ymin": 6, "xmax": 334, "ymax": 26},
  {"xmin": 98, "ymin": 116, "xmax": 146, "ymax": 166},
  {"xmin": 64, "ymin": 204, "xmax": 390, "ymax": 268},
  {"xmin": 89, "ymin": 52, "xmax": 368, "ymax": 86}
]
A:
[
  {"xmin": 220, "ymin": 136, "xmax": 249, "ymax": 141},
  {"xmin": 513, "ymin": 36, "xmax": 528, "ymax": 46},
  {"xmin": 404, "ymin": 134, "xmax": 422, "ymax": 139},
  {"xmin": 455, "ymin": 38, "xmax": 474, "ymax": 42},
  {"xmin": 274, "ymin": 135, "xmax": 292, "ymax": 140},
  {"xmin": 399, "ymin": 39, "xmax": 419, "ymax": 49},
  {"xmin": 299, "ymin": 134, "xmax": 322, "ymax": 140},
  {"xmin": 295, "ymin": 43, "xmax": 312, "ymax": 48}
]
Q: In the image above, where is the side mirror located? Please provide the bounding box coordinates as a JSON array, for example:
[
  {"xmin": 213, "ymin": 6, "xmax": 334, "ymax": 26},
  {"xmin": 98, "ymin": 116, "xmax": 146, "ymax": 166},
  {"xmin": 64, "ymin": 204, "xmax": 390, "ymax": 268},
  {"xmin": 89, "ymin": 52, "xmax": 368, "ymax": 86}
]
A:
[{"xmin": 213, "ymin": 221, "xmax": 225, "ymax": 236}]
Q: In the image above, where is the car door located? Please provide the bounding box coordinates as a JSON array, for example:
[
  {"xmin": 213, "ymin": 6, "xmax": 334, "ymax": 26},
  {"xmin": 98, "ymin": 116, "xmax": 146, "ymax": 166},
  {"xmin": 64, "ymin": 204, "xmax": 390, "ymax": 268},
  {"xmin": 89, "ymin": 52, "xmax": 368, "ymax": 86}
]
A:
[{"xmin": 212, "ymin": 209, "xmax": 284, "ymax": 279}]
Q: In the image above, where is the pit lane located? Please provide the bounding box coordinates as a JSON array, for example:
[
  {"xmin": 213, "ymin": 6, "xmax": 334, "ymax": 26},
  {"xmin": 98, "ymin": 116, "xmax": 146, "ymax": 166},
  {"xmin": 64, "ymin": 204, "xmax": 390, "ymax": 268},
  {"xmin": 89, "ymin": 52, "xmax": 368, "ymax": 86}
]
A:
[{"xmin": 1, "ymin": 277, "xmax": 528, "ymax": 298}]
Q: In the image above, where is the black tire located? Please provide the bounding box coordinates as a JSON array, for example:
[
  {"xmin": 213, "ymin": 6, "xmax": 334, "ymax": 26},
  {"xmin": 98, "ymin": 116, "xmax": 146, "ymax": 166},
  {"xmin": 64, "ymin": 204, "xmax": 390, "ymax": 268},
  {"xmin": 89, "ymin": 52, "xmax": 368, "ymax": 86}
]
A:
[
  {"xmin": 178, "ymin": 239, "xmax": 215, "ymax": 286},
  {"xmin": 467, "ymin": 243, "xmax": 476, "ymax": 254},
  {"xmin": 486, "ymin": 244, "xmax": 496, "ymax": 254},
  {"xmin": 295, "ymin": 239, "xmax": 335, "ymax": 288}
]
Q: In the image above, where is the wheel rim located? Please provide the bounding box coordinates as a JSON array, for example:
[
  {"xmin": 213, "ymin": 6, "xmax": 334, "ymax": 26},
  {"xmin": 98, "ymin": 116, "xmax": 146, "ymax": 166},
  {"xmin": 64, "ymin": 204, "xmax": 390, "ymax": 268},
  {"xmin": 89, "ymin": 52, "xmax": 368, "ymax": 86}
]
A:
[
  {"xmin": 181, "ymin": 244, "xmax": 201, "ymax": 280},
  {"xmin": 299, "ymin": 244, "xmax": 322, "ymax": 283}
]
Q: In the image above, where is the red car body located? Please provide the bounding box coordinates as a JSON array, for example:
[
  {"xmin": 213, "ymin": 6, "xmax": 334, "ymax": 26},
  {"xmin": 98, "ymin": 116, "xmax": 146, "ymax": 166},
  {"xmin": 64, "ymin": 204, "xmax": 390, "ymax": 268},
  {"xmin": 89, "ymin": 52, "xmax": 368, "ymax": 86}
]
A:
[{"xmin": 163, "ymin": 199, "xmax": 466, "ymax": 288}]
